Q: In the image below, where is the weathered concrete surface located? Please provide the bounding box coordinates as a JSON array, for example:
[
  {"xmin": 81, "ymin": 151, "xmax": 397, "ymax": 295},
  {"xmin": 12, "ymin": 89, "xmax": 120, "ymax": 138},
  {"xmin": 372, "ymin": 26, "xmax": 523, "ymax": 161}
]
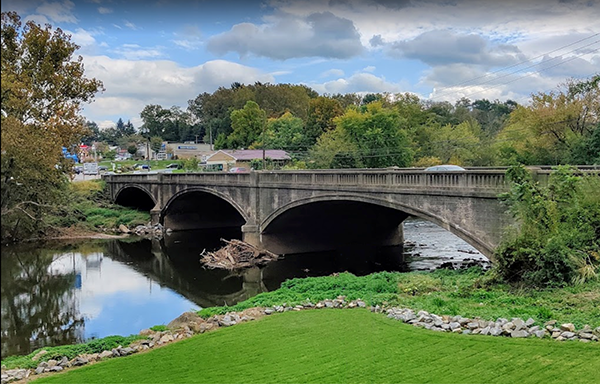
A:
[{"xmin": 104, "ymin": 169, "xmax": 516, "ymax": 259}]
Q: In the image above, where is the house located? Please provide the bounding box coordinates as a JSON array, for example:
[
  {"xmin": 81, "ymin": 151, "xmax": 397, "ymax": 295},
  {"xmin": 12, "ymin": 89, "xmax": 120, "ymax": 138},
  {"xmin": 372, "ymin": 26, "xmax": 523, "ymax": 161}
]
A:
[{"xmin": 206, "ymin": 149, "xmax": 291, "ymax": 171}]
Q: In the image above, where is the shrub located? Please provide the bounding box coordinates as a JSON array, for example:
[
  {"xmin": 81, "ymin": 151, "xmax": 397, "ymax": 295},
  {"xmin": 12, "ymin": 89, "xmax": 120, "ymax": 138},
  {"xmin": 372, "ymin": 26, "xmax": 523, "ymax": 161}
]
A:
[{"xmin": 494, "ymin": 165, "xmax": 600, "ymax": 287}]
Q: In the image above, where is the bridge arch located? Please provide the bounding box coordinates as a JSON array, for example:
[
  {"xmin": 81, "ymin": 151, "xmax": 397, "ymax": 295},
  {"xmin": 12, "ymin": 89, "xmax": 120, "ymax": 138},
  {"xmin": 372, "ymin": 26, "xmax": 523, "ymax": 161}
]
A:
[
  {"xmin": 114, "ymin": 184, "xmax": 156, "ymax": 211},
  {"xmin": 161, "ymin": 187, "xmax": 250, "ymax": 231},
  {"xmin": 260, "ymin": 194, "xmax": 493, "ymax": 259}
]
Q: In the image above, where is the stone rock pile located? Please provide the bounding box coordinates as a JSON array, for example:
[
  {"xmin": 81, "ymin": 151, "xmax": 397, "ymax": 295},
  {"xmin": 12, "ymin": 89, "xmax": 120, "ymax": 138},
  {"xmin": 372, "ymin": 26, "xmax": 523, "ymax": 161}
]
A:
[
  {"xmin": 381, "ymin": 307, "xmax": 600, "ymax": 342},
  {"xmin": 131, "ymin": 223, "xmax": 164, "ymax": 239}
]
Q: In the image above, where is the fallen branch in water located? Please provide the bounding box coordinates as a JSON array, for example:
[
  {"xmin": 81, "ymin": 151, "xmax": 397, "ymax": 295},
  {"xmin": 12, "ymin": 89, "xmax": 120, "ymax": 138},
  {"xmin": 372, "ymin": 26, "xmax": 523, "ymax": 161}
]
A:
[{"xmin": 200, "ymin": 239, "xmax": 279, "ymax": 270}]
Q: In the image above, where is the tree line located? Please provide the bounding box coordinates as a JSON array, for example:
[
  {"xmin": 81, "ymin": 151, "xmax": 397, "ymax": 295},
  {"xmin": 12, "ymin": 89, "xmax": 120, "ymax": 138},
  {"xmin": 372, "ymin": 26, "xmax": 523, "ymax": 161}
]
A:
[{"xmin": 89, "ymin": 75, "xmax": 599, "ymax": 169}]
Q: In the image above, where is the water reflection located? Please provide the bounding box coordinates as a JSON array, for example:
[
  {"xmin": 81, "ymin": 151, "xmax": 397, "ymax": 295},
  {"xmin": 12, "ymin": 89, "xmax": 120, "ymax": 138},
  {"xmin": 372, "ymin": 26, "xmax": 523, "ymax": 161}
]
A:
[
  {"xmin": 1, "ymin": 218, "xmax": 488, "ymax": 359},
  {"xmin": 1, "ymin": 244, "xmax": 84, "ymax": 358}
]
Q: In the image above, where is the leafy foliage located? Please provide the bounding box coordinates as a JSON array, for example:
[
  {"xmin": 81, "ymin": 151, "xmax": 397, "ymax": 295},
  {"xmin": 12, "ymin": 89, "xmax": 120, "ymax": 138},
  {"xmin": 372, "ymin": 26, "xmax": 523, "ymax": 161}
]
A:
[
  {"xmin": 1, "ymin": 12, "xmax": 103, "ymax": 242},
  {"xmin": 494, "ymin": 165, "xmax": 600, "ymax": 286}
]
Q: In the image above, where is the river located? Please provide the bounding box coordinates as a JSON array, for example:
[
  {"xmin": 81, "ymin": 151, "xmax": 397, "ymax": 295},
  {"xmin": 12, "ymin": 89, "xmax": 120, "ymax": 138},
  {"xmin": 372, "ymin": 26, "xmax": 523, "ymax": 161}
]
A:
[{"xmin": 0, "ymin": 218, "xmax": 489, "ymax": 359}]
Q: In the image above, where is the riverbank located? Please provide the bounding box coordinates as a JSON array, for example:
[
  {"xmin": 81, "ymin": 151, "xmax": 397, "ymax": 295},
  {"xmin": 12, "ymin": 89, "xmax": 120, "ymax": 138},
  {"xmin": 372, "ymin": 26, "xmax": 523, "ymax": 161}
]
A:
[{"xmin": 11, "ymin": 307, "xmax": 600, "ymax": 384}]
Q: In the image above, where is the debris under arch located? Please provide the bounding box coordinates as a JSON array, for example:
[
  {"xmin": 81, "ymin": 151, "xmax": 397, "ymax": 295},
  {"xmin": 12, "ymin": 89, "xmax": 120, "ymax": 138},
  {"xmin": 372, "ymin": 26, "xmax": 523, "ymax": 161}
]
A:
[{"xmin": 200, "ymin": 239, "xmax": 279, "ymax": 270}]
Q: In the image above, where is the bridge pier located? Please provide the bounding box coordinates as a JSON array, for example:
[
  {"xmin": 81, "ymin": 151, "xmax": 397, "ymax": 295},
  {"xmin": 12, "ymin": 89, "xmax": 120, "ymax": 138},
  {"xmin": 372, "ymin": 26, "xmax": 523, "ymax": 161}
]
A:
[
  {"xmin": 242, "ymin": 224, "xmax": 262, "ymax": 249},
  {"xmin": 150, "ymin": 207, "xmax": 161, "ymax": 226}
]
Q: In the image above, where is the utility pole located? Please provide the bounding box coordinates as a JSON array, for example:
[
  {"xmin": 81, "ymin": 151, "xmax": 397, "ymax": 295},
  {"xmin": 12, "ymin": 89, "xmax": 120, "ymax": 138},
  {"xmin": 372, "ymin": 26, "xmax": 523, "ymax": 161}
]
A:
[{"xmin": 262, "ymin": 121, "xmax": 266, "ymax": 170}]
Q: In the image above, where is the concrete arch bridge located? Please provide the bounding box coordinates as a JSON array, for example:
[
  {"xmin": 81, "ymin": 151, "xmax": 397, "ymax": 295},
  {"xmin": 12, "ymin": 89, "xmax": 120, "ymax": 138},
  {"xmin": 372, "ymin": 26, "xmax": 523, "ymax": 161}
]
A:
[{"xmin": 102, "ymin": 167, "xmax": 587, "ymax": 260}]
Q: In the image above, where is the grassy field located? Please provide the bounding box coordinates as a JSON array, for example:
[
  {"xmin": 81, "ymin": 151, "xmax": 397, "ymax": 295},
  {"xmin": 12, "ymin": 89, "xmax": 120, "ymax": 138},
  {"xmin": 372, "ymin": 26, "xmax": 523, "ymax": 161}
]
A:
[{"xmin": 32, "ymin": 309, "xmax": 599, "ymax": 384}]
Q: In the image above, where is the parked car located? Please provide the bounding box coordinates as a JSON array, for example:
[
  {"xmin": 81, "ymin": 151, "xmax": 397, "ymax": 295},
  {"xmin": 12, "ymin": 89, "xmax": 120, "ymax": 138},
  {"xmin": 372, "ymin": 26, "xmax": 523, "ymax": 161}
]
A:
[
  {"xmin": 424, "ymin": 165, "xmax": 465, "ymax": 171},
  {"xmin": 166, "ymin": 163, "xmax": 180, "ymax": 169},
  {"xmin": 141, "ymin": 164, "xmax": 151, "ymax": 170},
  {"xmin": 229, "ymin": 167, "xmax": 249, "ymax": 173},
  {"xmin": 74, "ymin": 165, "xmax": 83, "ymax": 174},
  {"xmin": 98, "ymin": 165, "xmax": 108, "ymax": 171}
]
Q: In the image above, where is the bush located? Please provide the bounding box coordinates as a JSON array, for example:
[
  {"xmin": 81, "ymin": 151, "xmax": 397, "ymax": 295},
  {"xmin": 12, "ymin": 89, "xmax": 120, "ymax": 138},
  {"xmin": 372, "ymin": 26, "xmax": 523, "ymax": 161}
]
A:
[{"xmin": 494, "ymin": 165, "xmax": 600, "ymax": 287}]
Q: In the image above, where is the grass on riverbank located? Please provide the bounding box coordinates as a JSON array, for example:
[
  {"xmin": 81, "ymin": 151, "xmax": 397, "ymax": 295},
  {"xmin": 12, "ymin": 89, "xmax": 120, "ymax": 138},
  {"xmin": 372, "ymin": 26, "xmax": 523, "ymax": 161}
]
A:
[
  {"xmin": 44, "ymin": 180, "xmax": 150, "ymax": 237},
  {"xmin": 1, "ymin": 335, "xmax": 144, "ymax": 370},
  {"xmin": 199, "ymin": 269, "xmax": 600, "ymax": 328},
  {"xmin": 32, "ymin": 309, "xmax": 600, "ymax": 384}
]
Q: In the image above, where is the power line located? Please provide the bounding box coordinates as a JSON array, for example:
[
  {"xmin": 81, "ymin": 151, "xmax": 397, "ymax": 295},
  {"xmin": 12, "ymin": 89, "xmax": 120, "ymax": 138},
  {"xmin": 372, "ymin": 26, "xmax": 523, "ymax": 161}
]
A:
[
  {"xmin": 430, "ymin": 36, "xmax": 600, "ymax": 100},
  {"xmin": 437, "ymin": 33, "xmax": 600, "ymax": 92},
  {"xmin": 431, "ymin": 47, "xmax": 599, "ymax": 101}
]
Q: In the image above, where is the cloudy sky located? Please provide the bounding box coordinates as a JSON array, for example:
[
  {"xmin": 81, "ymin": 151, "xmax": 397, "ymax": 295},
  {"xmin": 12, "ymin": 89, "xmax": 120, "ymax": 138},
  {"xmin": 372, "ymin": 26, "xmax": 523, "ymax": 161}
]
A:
[{"xmin": 2, "ymin": 0, "xmax": 599, "ymax": 129}]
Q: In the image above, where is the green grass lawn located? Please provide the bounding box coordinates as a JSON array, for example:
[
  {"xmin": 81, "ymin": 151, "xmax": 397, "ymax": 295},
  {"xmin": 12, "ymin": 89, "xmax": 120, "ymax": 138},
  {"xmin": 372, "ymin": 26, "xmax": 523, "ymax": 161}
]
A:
[{"xmin": 32, "ymin": 309, "xmax": 600, "ymax": 384}]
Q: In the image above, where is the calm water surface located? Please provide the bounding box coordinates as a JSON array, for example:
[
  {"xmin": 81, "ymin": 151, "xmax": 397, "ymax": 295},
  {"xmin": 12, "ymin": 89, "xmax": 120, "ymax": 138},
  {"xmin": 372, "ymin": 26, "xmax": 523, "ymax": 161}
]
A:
[{"xmin": 0, "ymin": 218, "xmax": 489, "ymax": 358}]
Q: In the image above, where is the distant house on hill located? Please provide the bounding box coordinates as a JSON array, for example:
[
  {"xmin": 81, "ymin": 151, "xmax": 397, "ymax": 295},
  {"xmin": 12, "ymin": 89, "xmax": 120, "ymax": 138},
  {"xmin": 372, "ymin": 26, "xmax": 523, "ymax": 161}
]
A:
[{"xmin": 206, "ymin": 149, "xmax": 291, "ymax": 171}]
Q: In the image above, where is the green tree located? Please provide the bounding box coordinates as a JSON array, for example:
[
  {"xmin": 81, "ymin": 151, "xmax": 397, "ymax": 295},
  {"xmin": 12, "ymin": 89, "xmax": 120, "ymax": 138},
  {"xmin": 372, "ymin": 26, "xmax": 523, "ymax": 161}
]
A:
[
  {"xmin": 228, "ymin": 101, "xmax": 267, "ymax": 149},
  {"xmin": 309, "ymin": 129, "xmax": 361, "ymax": 169},
  {"xmin": 1, "ymin": 12, "xmax": 103, "ymax": 241},
  {"xmin": 426, "ymin": 120, "xmax": 481, "ymax": 165},
  {"xmin": 127, "ymin": 145, "xmax": 138, "ymax": 156},
  {"xmin": 333, "ymin": 102, "xmax": 413, "ymax": 168},
  {"xmin": 265, "ymin": 112, "xmax": 309, "ymax": 151}
]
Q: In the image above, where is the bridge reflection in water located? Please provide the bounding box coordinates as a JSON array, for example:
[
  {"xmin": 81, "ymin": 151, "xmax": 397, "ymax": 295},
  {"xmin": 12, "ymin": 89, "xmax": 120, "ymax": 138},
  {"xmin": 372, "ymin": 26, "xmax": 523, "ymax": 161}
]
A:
[{"xmin": 106, "ymin": 228, "xmax": 412, "ymax": 309}]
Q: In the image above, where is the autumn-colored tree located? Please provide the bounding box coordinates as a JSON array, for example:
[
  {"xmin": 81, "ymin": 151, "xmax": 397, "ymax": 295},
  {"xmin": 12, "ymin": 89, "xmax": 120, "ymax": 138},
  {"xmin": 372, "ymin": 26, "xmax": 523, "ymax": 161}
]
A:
[
  {"xmin": 495, "ymin": 75, "xmax": 599, "ymax": 165},
  {"xmin": 305, "ymin": 96, "xmax": 344, "ymax": 145},
  {"xmin": 1, "ymin": 12, "xmax": 104, "ymax": 241}
]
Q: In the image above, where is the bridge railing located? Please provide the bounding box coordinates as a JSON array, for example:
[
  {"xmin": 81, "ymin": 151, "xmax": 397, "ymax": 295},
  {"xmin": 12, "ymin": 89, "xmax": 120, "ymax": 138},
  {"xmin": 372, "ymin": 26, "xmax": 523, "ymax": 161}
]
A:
[
  {"xmin": 257, "ymin": 169, "xmax": 509, "ymax": 191},
  {"xmin": 160, "ymin": 173, "xmax": 251, "ymax": 184}
]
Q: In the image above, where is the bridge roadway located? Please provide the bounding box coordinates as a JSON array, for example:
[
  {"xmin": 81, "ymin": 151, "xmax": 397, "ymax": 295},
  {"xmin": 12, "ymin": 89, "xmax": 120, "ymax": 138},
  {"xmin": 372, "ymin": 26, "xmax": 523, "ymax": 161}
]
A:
[{"xmin": 102, "ymin": 167, "xmax": 566, "ymax": 260}]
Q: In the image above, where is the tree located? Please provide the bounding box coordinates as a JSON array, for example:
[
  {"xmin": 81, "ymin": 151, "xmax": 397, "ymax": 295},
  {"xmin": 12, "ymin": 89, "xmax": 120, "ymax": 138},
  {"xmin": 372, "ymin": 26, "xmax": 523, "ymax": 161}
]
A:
[
  {"xmin": 265, "ymin": 112, "xmax": 310, "ymax": 151},
  {"xmin": 1, "ymin": 12, "xmax": 103, "ymax": 241},
  {"xmin": 309, "ymin": 129, "xmax": 361, "ymax": 169},
  {"xmin": 80, "ymin": 121, "xmax": 100, "ymax": 145},
  {"xmin": 127, "ymin": 145, "xmax": 138, "ymax": 157},
  {"xmin": 333, "ymin": 102, "xmax": 413, "ymax": 168},
  {"xmin": 305, "ymin": 97, "xmax": 344, "ymax": 145},
  {"xmin": 495, "ymin": 75, "xmax": 599, "ymax": 165},
  {"xmin": 227, "ymin": 101, "xmax": 266, "ymax": 149},
  {"xmin": 139, "ymin": 105, "xmax": 171, "ymax": 139}
]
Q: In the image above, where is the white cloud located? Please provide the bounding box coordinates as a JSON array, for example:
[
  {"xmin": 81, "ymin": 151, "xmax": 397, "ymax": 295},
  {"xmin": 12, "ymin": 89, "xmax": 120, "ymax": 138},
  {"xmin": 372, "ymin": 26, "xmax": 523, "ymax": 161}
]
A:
[
  {"xmin": 81, "ymin": 56, "xmax": 274, "ymax": 124},
  {"xmin": 362, "ymin": 65, "xmax": 376, "ymax": 72},
  {"xmin": 309, "ymin": 72, "xmax": 405, "ymax": 94},
  {"xmin": 97, "ymin": 7, "xmax": 113, "ymax": 14},
  {"xmin": 124, "ymin": 20, "xmax": 138, "ymax": 30},
  {"xmin": 35, "ymin": 0, "xmax": 77, "ymax": 23},
  {"xmin": 389, "ymin": 30, "xmax": 525, "ymax": 67},
  {"xmin": 112, "ymin": 44, "xmax": 165, "ymax": 60},
  {"xmin": 270, "ymin": 0, "xmax": 600, "ymax": 56},
  {"xmin": 320, "ymin": 68, "xmax": 345, "ymax": 78},
  {"xmin": 207, "ymin": 11, "xmax": 364, "ymax": 60},
  {"xmin": 65, "ymin": 28, "xmax": 99, "ymax": 47}
]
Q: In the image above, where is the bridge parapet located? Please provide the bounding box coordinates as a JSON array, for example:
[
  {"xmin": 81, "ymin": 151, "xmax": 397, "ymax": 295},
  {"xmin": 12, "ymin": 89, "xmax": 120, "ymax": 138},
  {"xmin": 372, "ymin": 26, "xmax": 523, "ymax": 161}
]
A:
[{"xmin": 257, "ymin": 169, "xmax": 509, "ymax": 193}]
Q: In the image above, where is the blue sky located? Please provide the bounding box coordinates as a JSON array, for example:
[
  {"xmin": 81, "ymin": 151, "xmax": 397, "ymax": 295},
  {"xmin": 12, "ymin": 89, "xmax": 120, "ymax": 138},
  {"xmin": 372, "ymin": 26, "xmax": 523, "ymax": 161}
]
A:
[{"xmin": 2, "ymin": 0, "xmax": 599, "ymax": 129}]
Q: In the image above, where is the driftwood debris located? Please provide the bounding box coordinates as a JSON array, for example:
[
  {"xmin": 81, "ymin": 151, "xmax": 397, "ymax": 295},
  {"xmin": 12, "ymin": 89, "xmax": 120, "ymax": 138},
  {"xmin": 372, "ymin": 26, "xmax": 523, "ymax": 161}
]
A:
[{"xmin": 200, "ymin": 239, "xmax": 279, "ymax": 270}]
